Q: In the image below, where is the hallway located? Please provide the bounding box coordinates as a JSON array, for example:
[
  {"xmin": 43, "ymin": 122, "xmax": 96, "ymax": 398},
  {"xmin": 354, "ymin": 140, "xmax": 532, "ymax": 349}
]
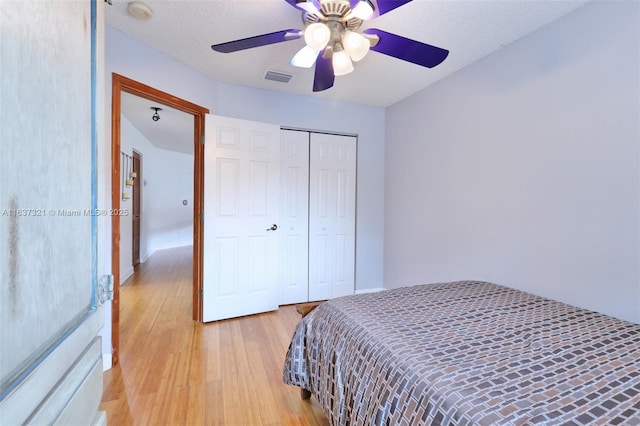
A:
[{"xmin": 100, "ymin": 246, "xmax": 328, "ymax": 425}]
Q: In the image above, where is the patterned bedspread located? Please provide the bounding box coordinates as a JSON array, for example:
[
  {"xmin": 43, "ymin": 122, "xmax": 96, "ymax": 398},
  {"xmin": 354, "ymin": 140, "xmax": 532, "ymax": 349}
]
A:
[{"xmin": 283, "ymin": 281, "xmax": 640, "ymax": 425}]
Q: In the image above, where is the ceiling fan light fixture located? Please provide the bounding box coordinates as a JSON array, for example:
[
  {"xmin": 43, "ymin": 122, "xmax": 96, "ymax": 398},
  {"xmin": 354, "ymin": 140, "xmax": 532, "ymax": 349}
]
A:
[
  {"xmin": 150, "ymin": 106, "xmax": 162, "ymax": 121},
  {"xmin": 209, "ymin": 0, "xmax": 448, "ymax": 93},
  {"xmin": 350, "ymin": 0, "xmax": 375, "ymax": 20},
  {"xmin": 304, "ymin": 22, "xmax": 331, "ymax": 50},
  {"xmin": 291, "ymin": 45, "xmax": 319, "ymax": 68},
  {"xmin": 332, "ymin": 48, "xmax": 354, "ymax": 76},
  {"xmin": 342, "ymin": 30, "xmax": 369, "ymax": 61}
]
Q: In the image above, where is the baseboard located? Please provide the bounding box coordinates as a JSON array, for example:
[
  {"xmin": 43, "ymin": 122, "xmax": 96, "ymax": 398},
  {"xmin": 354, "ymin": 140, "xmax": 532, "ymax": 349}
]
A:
[
  {"xmin": 102, "ymin": 353, "xmax": 112, "ymax": 371},
  {"xmin": 140, "ymin": 251, "xmax": 152, "ymax": 263},
  {"xmin": 93, "ymin": 411, "xmax": 107, "ymax": 426},
  {"xmin": 120, "ymin": 267, "xmax": 134, "ymax": 284},
  {"xmin": 141, "ymin": 245, "xmax": 191, "ymax": 264},
  {"xmin": 355, "ymin": 287, "xmax": 385, "ymax": 295}
]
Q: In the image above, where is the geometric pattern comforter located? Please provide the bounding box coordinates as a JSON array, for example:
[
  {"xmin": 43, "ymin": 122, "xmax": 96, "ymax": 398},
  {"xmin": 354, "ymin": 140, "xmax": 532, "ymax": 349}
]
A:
[{"xmin": 283, "ymin": 281, "xmax": 640, "ymax": 425}]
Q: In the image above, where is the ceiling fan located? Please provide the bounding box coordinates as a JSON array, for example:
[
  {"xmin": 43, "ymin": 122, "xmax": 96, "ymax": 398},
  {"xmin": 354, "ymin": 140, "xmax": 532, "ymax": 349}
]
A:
[{"xmin": 211, "ymin": 0, "xmax": 449, "ymax": 92}]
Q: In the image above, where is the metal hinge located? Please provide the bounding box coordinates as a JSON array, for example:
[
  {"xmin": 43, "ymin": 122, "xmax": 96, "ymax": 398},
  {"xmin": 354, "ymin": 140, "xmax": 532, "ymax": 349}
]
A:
[
  {"xmin": 98, "ymin": 274, "xmax": 115, "ymax": 304},
  {"xmin": 201, "ymin": 134, "xmax": 205, "ymax": 145},
  {"xmin": 200, "ymin": 212, "xmax": 204, "ymax": 222}
]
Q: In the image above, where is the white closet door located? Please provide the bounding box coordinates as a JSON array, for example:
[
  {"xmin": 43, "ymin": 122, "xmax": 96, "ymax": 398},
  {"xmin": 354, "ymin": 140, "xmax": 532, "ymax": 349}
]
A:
[
  {"xmin": 203, "ymin": 115, "xmax": 280, "ymax": 322},
  {"xmin": 309, "ymin": 133, "xmax": 357, "ymax": 301},
  {"xmin": 280, "ymin": 130, "xmax": 310, "ymax": 305}
]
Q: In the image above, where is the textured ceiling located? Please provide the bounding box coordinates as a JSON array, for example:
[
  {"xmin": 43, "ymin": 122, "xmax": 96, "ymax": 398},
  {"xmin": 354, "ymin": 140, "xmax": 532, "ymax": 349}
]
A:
[
  {"xmin": 106, "ymin": 0, "xmax": 589, "ymax": 108},
  {"xmin": 109, "ymin": 0, "xmax": 590, "ymax": 154}
]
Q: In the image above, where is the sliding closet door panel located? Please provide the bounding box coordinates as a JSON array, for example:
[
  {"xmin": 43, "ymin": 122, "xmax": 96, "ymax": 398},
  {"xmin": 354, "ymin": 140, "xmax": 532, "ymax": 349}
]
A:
[
  {"xmin": 317, "ymin": 169, "xmax": 330, "ymax": 218},
  {"xmin": 280, "ymin": 130, "xmax": 310, "ymax": 304},
  {"xmin": 332, "ymin": 136, "xmax": 357, "ymax": 298},
  {"xmin": 203, "ymin": 115, "xmax": 280, "ymax": 322},
  {"xmin": 309, "ymin": 133, "xmax": 356, "ymax": 301}
]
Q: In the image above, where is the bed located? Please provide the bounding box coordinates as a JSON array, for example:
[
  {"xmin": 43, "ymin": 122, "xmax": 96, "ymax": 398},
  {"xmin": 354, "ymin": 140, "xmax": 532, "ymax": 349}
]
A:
[{"xmin": 283, "ymin": 281, "xmax": 640, "ymax": 425}]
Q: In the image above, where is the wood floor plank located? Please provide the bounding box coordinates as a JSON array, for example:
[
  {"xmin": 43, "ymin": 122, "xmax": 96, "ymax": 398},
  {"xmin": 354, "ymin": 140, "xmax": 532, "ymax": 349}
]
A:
[
  {"xmin": 205, "ymin": 380, "xmax": 225, "ymax": 426},
  {"xmin": 100, "ymin": 246, "xmax": 328, "ymax": 425}
]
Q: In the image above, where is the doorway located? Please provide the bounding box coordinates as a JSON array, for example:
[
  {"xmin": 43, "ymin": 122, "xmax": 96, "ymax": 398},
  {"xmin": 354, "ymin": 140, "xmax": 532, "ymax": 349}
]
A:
[
  {"xmin": 110, "ymin": 73, "xmax": 209, "ymax": 365},
  {"xmin": 132, "ymin": 150, "xmax": 141, "ymax": 270}
]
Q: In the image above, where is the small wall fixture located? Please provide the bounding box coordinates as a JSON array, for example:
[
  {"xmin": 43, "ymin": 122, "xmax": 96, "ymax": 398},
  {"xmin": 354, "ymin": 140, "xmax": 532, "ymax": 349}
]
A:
[{"xmin": 151, "ymin": 107, "xmax": 162, "ymax": 121}]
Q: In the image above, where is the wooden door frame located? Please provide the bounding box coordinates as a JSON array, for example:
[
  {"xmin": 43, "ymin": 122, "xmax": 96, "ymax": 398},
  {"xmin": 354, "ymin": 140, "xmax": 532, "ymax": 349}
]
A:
[{"xmin": 111, "ymin": 73, "xmax": 208, "ymax": 365}]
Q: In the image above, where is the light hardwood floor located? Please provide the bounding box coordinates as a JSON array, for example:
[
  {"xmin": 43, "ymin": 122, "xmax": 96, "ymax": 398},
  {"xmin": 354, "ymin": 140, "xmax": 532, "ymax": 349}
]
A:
[{"xmin": 100, "ymin": 246, "xmax": 328, "ymax": 425}]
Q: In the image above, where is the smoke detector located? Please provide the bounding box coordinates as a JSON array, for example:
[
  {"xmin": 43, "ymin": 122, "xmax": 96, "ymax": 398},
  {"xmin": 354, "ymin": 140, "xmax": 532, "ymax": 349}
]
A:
[{"xmin": 127, "ymin": 1, "xmax": 153, "ymax": 20}]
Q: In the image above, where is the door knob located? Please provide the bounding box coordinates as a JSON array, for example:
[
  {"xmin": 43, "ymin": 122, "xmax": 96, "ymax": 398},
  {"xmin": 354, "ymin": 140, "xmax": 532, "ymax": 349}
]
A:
[{"xmin": 266, "ymin": 224, "xmax": 278, "ymax": 231}]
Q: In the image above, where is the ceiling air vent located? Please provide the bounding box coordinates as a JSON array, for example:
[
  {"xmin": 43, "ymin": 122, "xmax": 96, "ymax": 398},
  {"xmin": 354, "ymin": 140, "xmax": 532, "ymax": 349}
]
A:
[{"xmin": 264, "ymin": 70, "xmax": 293, "ymax": 84}]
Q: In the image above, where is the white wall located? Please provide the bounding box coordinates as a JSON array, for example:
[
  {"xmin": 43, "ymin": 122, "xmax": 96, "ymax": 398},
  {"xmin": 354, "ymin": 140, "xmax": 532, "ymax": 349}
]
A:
[
  {"xmin": 384, "ymin": 1, "xmax": 640, "ymax": 323},
  {"xmin": 103, "ymin": 25, "xmax": 385, "ymax": 291},
  {"xmin": 101, "ymin": 25, "xmax": 386, "ymax": 361},
  {"xmin": 143, "ymin": 145, "xmax": 193, "ymax": 255},
  {"xmin": 119, "ymin": 116, "xmax": 193, "ymax": 284}
]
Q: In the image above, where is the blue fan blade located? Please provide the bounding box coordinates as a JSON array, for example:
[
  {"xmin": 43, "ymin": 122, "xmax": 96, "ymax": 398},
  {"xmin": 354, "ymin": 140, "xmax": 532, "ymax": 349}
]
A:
[
  {"xmin": 313, "ymin": 54, "xmax": 334, "ymax": 92},
  {"xmin": 364, "ymin": 29, "xmax": 449, "ymax": 68},
  {"xmin": 284, "ymin": 0, "xmax": 321, "ymax": 12},
  {"xmin": 348, "ymin": 0, "xmax": 411, "ymax": 19},
  {"xmin": 374, "ymin": 0, "xmax": 413, "ymax": 17},
  {"xmin": 283, "ymin": 0, "xmax": 305, "ymax": 11},
  {"xmin": 283, "ymin": 0, "xmax": 300, "ymax": 9},
  {"xmin": 212, "ymin": 29, "xmax": 301, "ymax": 53}
]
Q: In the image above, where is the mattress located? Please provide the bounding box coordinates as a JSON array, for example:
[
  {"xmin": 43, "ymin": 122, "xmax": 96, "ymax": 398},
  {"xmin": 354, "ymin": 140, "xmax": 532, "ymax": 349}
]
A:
[{"xmin": 283, "ymin": 281, "xmax": 640, "ymax": 425}]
